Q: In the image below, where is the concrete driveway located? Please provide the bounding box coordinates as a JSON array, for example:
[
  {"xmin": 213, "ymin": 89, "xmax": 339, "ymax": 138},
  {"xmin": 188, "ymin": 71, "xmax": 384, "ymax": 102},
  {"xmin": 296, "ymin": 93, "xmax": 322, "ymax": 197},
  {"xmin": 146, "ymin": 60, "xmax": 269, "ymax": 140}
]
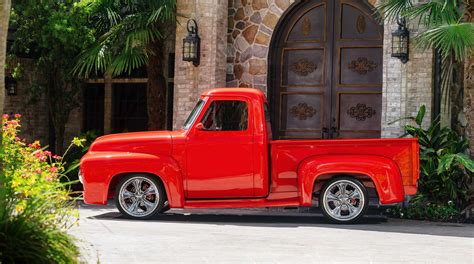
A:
[{"xmin": 70, "ymin": 203, "xmax": 474, "ymax": 264}]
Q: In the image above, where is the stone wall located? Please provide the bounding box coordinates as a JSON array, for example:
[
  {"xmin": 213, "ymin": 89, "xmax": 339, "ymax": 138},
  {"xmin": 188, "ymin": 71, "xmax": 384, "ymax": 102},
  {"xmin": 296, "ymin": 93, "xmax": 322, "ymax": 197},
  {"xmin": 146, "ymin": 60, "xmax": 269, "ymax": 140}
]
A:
[
  {"xmin": 226, "ymin": 0, "xmax": 296, "ymax": 90},
  {"xmin": 173, "ymin": 0, "xmax": 228, "ymax": 129}
]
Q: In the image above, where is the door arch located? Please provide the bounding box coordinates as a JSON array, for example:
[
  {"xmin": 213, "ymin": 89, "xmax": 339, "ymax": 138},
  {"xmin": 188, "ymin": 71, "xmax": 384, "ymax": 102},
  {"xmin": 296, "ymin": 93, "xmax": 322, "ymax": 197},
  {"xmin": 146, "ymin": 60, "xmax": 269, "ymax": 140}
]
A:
[{"xmin": 268, "ymin": 0, "xmax": 383, "ymax": 139}]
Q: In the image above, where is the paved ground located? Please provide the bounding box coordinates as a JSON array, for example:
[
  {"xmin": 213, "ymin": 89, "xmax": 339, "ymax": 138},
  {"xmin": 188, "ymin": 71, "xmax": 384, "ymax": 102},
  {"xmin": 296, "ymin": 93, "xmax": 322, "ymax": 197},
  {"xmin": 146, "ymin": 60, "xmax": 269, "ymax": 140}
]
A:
[{"xmin": 70, "ymin": 203, "xmax": 474, "ymax": 264}]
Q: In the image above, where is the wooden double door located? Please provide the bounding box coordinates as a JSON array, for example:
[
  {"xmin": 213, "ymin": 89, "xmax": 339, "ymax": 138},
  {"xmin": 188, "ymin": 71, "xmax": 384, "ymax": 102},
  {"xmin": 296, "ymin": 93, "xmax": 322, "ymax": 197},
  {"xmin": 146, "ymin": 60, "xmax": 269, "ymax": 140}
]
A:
[{"xmin": 270, "ymin": 0, "xmax": 383, "ymax": 139}]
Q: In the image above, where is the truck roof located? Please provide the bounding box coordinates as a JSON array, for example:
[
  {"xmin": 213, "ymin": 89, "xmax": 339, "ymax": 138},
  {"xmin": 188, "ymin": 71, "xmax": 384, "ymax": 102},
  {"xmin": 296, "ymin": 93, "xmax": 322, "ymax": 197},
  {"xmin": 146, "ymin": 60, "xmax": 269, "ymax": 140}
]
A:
[{"xmin": 202, "ymin": 88, "xmax": 265, "ymax": 101}]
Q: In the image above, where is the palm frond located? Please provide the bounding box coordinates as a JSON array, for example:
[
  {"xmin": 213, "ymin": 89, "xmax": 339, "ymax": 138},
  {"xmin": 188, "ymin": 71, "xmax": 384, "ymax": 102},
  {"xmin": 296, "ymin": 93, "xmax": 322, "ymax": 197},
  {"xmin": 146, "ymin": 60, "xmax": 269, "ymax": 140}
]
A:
[
  {"xmin": 108, "ymin": 46, "xmax": 149, "ymax": 76},
  {"xmin": 72, "ymin": 42, "xmax": 112, "ymax": 78},
  {"xmin": 375, "ymin": 0, "xmax": 413, "ymax": 22},
  {"xmin": 73, "ymin": 0, "xmax": 177, "ymax": 78},
  {"xmin": 404, "ymin": 0, "xmax": 460, "ymax": 26},
  {"xmin": 416, "ymin": 22, "xmax": 474, "ymax": 61}
]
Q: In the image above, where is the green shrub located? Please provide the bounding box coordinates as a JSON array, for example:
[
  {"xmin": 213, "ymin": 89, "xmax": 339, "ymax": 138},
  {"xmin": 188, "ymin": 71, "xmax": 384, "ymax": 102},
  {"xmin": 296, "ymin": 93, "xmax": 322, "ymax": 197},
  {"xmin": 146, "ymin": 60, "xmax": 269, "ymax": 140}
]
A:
[
  {"xmin": 388, "ymin": 106, "xmax": 474, "ymax": 221},
  {"xmin": 387, "ymin": 197, "xmax": 460, "ymax": 222},
  {"xmin": 0, "ymin": 114, "xmax": 81, "ymax": 263}
]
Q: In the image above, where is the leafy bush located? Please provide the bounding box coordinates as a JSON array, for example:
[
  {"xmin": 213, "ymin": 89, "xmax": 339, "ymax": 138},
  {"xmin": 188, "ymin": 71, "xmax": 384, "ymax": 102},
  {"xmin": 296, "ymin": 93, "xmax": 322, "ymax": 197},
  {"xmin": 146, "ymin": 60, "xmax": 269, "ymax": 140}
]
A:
[
  {"xmin": 388, "ymin": 106, "xmax": 474, "ymax": 221},
  {"xmin": 0, "ymin": 114, "xmax": 80, "ymax": 263}
]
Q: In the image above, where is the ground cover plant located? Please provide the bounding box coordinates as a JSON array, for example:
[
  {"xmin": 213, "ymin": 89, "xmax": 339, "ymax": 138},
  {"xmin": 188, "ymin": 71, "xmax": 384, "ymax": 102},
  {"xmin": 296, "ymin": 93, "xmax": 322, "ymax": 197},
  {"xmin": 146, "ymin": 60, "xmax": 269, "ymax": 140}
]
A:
[{"xmin": 0, "ymin": 114, "xmax": 83, "ymax": 263}]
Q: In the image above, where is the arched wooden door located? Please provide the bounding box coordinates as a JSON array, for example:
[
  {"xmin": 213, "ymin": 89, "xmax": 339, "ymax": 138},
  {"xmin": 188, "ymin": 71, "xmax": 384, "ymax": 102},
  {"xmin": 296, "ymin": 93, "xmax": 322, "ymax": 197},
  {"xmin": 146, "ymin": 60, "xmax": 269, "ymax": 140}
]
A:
[{"xmin": 269, "ymin": 0, "xmax": 383, "ymax": 139}]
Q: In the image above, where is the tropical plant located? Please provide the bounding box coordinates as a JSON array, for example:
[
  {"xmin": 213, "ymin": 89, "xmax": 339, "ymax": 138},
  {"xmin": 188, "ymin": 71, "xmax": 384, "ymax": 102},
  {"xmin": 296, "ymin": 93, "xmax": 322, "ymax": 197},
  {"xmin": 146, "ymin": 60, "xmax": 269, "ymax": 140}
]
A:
[
  {"xmin": 9, "ymin": 0, "xmax": 95, "ymax": 153},
  {"xmin": 73, "ymin": 0, "xmax": 177, "ymax": 130},
  {"xmin": 391, "ymin": 105, "xmax": 474, "ymax": 220},
  {"xmin": 376, "ymin": 0, "xmax": 474, "ymax": 124},
  {"xmin": 0, "ymin": 114, "xmax": 81, "ymax": 263}
]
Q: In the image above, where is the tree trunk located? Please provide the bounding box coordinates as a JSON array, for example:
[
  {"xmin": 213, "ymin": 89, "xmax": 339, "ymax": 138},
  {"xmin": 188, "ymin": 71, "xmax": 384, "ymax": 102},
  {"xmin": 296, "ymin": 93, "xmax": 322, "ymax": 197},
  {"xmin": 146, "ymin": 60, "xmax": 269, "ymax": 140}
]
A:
[
  {"xmin": 146, "ymin": 41, "xmax": 167, "ymax": 131},
  {"xmin": 0, "ymin": 0, "xmax": 11, "ymax": 178},
  {"xmin": 0, "ymin": 0, "xmax": 11, "ymax": 114}
]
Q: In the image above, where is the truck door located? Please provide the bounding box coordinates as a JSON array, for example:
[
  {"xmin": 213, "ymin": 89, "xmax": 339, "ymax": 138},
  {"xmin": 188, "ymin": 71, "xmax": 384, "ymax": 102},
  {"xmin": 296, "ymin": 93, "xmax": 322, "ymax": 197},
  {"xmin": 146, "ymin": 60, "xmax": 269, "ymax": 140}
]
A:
[{"xmin": 185, "ymin": 97, "xmax": 255, "ymax": 198}]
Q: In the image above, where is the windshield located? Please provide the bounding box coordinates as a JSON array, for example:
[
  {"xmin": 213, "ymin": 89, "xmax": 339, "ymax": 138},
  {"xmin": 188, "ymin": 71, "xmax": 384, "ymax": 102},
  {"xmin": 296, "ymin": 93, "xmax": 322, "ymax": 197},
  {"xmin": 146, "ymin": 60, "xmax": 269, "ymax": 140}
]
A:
[{"xmin": 183, "ymin": 99, "xmax": 205, "ymax": 129}]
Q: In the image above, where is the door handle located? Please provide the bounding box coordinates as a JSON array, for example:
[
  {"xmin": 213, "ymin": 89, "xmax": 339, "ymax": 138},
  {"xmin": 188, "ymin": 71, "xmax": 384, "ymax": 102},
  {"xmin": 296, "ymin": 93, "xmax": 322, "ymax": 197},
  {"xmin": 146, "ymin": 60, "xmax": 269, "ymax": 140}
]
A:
[{"xmin": 322, "ymin": 127, "xmax": 329, "ymax": 139}]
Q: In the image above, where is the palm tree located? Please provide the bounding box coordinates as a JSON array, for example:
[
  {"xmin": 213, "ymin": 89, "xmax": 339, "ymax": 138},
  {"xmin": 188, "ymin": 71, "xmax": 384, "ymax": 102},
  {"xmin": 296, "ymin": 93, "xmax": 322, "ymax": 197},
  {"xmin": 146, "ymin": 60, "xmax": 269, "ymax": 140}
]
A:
[
  {"xmin": 376, "ymin": 0, "xmax": 474, "ymax": 124},
  {"xmin": 74, "ymin": 0, "xmax": 176, "ymax": 130},
  {"xmin": 0, "ymin": 0, "xmax": 11, "ymax": 114}
]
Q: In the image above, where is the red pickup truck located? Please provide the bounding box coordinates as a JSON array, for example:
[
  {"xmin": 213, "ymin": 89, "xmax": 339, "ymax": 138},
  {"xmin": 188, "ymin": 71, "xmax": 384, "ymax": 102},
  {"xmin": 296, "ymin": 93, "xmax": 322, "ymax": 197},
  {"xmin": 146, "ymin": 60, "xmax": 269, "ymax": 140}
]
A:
[{"xmin": 80, "ymin": 88, "xmax": 419, "ymax": 223}]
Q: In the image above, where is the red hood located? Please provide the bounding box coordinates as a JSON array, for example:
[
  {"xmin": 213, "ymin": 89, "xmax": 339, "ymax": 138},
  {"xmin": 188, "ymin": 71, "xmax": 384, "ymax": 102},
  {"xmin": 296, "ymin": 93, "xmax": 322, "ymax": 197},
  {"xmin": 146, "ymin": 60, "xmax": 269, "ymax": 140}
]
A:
[{"xmin": 89, "ymin": 131, "xmax": 182, "ymax": 156}]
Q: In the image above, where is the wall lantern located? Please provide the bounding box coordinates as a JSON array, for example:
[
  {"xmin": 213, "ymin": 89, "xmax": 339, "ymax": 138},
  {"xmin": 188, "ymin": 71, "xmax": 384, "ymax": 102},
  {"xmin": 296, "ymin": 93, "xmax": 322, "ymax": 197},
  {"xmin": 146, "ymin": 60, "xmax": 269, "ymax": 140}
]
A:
[
  {"xmin": 5, "ymin": 76, "xmax": 17, "ymax": 96},
  {"xmin": 391, "ymin": 19, "xmax": 409, "ymax": 64},
  {"xmin": 182, "ymin": 19, "xmax": 200, "ymax": 66}
]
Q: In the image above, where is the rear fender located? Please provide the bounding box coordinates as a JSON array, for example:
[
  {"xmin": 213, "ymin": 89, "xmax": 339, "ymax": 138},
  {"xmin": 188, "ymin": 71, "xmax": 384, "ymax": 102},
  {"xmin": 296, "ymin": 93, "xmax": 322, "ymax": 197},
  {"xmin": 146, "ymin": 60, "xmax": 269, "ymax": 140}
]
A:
[
  {"xmin": 297, "ymin": 155, "xmax": 404, "ymax": 205},
  {"xmin": 81, "ymin": 151, "xmax": 184, "ymax": 207}
]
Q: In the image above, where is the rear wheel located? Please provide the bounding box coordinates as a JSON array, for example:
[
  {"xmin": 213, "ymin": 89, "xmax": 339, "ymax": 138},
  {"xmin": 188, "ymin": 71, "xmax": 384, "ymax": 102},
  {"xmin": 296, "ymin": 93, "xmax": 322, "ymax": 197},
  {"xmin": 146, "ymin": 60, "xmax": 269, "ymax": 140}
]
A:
[
  {"xmin": 115, "ymin": 174, "xmax": 165, "ymax": 219},
  {"xmin": 319, "ymin": 177, "xmax": 368, "ymax": 224}
]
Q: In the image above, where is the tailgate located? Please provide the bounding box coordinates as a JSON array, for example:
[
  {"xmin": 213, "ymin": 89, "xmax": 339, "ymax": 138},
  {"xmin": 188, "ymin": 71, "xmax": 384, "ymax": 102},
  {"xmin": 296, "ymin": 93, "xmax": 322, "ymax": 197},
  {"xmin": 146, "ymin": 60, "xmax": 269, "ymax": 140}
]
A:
[{"xmin": 392, "ymin": 139, "xmax": 420, "ymax": 195}]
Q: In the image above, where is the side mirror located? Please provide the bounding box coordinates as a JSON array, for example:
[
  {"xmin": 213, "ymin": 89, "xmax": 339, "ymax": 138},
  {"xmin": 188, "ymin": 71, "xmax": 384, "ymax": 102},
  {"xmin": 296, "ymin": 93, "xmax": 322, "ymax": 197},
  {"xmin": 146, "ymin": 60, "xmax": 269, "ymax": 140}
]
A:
[{"xmin": 195, "ymin": 122, "xmax": 204, "ymax": 131}]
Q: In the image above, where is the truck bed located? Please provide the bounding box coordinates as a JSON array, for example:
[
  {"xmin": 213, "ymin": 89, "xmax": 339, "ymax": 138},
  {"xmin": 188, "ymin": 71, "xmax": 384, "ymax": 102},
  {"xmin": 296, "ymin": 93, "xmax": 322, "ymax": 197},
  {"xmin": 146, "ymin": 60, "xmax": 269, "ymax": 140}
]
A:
[{"xmin": 270, "ymin": 138, "xmax": 419, "ymax": 196}]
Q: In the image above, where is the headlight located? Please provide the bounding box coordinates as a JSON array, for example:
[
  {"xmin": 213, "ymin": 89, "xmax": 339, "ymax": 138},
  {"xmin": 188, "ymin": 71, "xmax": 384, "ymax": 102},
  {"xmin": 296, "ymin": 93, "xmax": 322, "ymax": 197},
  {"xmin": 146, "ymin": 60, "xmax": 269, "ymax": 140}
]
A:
[{"xmin": 78, "ymin": 169, "xmax": 83, "ymax": 184}]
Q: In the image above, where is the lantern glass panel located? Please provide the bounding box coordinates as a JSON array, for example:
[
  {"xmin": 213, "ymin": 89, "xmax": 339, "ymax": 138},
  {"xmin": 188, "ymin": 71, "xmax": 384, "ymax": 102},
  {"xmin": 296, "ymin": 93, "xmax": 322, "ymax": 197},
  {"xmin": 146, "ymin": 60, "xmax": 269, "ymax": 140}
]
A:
[{"xmin": 189, "ymin": 41, "xmax": 196, "ymax": 59}]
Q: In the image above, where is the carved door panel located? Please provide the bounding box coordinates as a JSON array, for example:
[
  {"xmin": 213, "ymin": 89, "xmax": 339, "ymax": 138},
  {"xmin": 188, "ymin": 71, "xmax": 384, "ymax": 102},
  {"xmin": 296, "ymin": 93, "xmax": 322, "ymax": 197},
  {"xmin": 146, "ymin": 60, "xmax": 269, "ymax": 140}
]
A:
[
  {"xmin": 332, "ymin": 1, "xmax": 383, "ymax": 138},
  {"xmin": 271, "ymin": 0, "xmax": 383, "ymax": 139}
]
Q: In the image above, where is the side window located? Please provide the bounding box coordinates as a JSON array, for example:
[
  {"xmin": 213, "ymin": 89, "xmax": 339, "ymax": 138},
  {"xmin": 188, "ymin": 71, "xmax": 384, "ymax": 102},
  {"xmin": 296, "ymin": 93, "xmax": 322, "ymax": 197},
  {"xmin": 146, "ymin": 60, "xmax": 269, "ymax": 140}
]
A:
[{"xmin": 201, "ymin": 100, "xmax": 248, "ymax": 131}]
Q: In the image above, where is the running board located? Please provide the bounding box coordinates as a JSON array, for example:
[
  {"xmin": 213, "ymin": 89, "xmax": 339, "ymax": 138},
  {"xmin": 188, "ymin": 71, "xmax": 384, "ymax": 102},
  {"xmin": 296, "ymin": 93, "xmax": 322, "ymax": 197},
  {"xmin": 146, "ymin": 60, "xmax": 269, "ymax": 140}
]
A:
[{"xmin": 183, "ymin": 198, "xmax": 299, "ymax": 209}]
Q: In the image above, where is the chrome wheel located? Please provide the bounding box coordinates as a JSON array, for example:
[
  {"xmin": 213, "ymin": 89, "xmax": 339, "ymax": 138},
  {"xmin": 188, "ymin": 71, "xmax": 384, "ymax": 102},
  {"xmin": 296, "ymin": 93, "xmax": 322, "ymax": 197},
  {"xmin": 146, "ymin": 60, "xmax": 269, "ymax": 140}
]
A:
[
  {"xmin": 118, "ymin": 176, "xmax": 160, "ymax": 218},
  {"xmin": 322, "ymin": 179, "xmax": 365, "ymax": 222}
]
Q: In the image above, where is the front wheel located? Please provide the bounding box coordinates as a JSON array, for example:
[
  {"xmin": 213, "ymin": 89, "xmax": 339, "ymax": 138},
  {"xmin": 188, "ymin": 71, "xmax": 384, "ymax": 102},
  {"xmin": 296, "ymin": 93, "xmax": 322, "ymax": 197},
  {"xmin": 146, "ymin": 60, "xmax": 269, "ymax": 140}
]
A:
[
  {"xmin": 115, "ymin": 174, "xmax": 165, "ymax": 219},
  {"xmin": 319, "ymin": 177, "xmax": 369, "ymax": 224}
]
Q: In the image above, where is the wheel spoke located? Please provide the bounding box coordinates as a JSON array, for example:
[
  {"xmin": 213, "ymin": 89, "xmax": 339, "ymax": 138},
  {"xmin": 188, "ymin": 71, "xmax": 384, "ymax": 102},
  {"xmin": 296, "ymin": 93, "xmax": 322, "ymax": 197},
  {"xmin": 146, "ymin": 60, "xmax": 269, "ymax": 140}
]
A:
[
  {"xmin": 348, "ymin": 190, "xmax": 360, "ymax": 199},
  {"xmin": 338, "ymin": 183, "xmax": 347, "ymax": 195},
  {"xmin": 347, "ymin": 203, "xmax": 358, "ymax": 215},
  {"xmin": 326, "ymin": 193, "xmax": 339, "ymax": 202},
  {"xmin": 142, "ymin": 199, "xmax": 155, "ymax": 211},
  {"xmin": 331, "ymin": 205, "xmax": 342, "ymax": 216},
  {"xmin": 132, "ymin": 179, "xmax": 142, "ymax": 193},
  {"xmin": 144, "ymin": 186, "xmax": 156, "ymax": 195},
  {"xmin": 122, "ymin": 190, "xmax": 134, "ymax": 199},
  {"xmin": 128, "ymin": 199, "xmax": 140, "ymax": 213}
]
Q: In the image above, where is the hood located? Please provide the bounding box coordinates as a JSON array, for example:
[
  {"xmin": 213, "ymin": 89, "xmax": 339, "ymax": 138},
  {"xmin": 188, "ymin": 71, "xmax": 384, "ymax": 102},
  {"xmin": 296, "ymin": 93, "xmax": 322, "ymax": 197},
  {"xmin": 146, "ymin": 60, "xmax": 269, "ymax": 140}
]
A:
[{"xmin": 89, "ymin": 131, "xmax": 174, "ymax": 156}]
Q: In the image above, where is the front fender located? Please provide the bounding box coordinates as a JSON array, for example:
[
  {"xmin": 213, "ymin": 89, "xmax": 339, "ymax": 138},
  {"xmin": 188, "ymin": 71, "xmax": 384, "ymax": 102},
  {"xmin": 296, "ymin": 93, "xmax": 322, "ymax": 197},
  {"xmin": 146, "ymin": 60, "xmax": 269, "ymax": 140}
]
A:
[
  {"xmin": 80, "ymin": 151, "xmax": 184, "ymax": 208},
  {"xmin": 298, "ymin": 155, "xmax": 404, "ymax": 205}
]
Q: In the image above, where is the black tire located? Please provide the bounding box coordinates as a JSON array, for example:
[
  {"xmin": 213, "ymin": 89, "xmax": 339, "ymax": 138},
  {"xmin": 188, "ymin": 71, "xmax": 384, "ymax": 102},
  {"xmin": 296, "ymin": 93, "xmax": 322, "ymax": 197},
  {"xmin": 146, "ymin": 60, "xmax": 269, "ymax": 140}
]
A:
[
  {"xmin": 114, "ymin": 174, "xmax": 166, "ymax": 219},
  {"xmin": 319, "ymin": 177, "xmax": 369, "ymax": 224},
  {"xmin": 159, "ymin": 201, "xmax": 170, "ymax": 213}
]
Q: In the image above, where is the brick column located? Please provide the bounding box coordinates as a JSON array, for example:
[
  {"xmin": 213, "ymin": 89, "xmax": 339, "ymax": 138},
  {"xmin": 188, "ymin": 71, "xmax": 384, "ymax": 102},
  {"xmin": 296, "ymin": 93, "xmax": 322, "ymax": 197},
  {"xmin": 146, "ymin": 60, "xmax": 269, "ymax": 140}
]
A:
[
  {"xmin": 173, "ymin": 0, "xmax": 228, "ymax": 129},
  {"xmin": 381, "ymin": 20, "xmax": 433, "ymax": 138}
]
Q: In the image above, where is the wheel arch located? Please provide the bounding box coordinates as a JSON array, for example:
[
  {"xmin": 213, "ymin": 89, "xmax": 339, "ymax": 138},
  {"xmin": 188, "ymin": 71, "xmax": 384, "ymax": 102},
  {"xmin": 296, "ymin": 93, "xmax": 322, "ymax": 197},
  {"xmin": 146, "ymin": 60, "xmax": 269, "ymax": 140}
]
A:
[
  {"xmin": 108, "ymin": 172, "xmax": 168, "ymax": 201},
  {"xmin": 297, "ymin": 155, "xmax": 405, "ymax": 206},
  {"xmin": 81, "ymin": 151, "xmax": 185, "ymax": 207}
]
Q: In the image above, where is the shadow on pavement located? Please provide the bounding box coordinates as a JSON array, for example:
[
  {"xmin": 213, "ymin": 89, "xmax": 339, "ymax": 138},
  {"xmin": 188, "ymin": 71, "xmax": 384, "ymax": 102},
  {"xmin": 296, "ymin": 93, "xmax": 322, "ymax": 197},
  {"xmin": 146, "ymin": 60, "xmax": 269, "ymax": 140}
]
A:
[{"xmin": 85, "ymin": 207, "xmax": 474, "ymax": 238}]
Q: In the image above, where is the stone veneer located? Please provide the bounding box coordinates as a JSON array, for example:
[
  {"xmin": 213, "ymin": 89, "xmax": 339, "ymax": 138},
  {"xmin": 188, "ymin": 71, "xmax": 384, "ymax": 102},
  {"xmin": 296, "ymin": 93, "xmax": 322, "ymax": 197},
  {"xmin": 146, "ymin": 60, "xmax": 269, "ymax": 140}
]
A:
[{"xmin": 226, "ymin": 0, "xmax": 297, "ymax": 90}]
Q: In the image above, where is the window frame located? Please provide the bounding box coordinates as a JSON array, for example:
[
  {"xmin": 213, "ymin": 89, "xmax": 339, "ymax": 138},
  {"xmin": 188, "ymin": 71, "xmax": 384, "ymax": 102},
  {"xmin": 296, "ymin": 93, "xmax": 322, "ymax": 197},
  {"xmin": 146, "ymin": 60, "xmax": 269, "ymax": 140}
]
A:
[{"xmin": 192, "ymin": 96, "xmax": 253, "ymax": 135}]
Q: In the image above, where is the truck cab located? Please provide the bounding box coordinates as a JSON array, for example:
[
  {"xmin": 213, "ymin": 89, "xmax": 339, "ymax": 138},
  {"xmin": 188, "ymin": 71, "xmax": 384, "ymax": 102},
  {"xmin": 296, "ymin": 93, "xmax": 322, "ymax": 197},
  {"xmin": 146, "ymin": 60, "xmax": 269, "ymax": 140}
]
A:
[{"xmin": 80, "ymin": 88, "xmax": 419, "ymax": 223}]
